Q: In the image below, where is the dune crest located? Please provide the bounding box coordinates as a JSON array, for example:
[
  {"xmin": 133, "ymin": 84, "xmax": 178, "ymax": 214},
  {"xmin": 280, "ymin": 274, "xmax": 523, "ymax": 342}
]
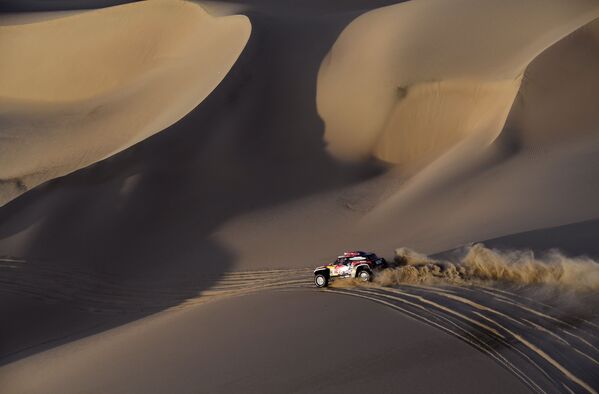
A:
[
  {"xmin": 0, "ymin": 0, "xmax": 251, "ymax": 206},
  {"xmin": 317, "ymin": 0, "xmax": 599, "ymax": 167}
]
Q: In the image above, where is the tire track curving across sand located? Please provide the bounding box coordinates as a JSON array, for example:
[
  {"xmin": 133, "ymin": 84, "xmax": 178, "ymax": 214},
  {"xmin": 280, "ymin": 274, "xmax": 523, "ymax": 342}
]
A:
[
  {"xmin": 2, "ymin": 257, "xmax": 597, "ymax": 392},
  {"xmin": 326, "ymin": 283, "xmax": 599, "ymax": 394},
  {"xmin": 0, "ymin": 257, "xmax": 313, "ymax": 314}
]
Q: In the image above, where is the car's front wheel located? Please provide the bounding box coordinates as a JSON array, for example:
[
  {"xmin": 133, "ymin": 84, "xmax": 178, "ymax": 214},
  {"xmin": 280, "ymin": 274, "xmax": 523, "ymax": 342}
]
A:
[
  {"xmin": 314, "ymin": 273, "xmax": 329, "ymax": 288},
  {"xmin": 357, "ymin": 270, "xmax": 372, "ymax": 282}
]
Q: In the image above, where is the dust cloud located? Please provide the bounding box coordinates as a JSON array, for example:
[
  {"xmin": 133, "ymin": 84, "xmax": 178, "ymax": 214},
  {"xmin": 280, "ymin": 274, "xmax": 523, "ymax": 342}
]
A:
[{"xmin": 376, "ymin": 244, "xmax": 599, "ymax": 293}]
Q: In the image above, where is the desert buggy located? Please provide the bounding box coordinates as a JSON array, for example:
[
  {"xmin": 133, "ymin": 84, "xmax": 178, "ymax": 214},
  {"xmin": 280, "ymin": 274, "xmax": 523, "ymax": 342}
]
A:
[{"xmin": 314, "ymin": 251, "xmax": 388, "ymax": 287}]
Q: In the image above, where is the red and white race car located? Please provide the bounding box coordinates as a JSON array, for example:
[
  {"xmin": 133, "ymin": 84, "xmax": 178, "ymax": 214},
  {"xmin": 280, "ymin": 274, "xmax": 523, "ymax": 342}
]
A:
[{"xmin": 314, "ymin": 251, "xmax": 388, "ymax": 287}]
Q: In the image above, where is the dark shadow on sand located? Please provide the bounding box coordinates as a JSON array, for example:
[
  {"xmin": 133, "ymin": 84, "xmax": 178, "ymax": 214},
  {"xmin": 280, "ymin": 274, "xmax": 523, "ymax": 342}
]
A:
[{"xmin": 0, "ymin": 1, "xmax": 406, "ymax": 365}]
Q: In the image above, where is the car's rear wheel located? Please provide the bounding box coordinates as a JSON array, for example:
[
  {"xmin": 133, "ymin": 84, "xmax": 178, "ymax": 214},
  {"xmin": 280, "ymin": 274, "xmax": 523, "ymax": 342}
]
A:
[
  {"xmin": 357, "ymin": 270, "xmax": 372, "ymax": 282},
  {"xmin": 314, "ymin": 273, "xmax": 328, "ymax": 288}
]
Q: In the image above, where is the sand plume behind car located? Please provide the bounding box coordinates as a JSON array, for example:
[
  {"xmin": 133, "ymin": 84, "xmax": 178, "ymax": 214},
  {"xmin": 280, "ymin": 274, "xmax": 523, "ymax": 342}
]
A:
[{"xmin": 381, "ymin": 244, "xmax": 599, "ymax": 293}]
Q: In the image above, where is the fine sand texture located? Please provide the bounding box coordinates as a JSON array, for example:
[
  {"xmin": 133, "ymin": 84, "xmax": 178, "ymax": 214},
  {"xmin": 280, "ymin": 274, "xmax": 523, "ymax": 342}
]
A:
[
  {"xmin": 0, "ymin": 290, "xmax": 530, "ymax": 394},
  {"xmin": 317, "ymin": 0, "xmax": 599, "ymax": 166},
  {"xmin": 215, "ymin": 3, "xmax": 599, "ymax": 268},
  {"xmin": 0, "ymin": 0, "xmax": 250, "ymax": 205},
  {"xmin": 1, "ymin": 0, "xmax": 598, "ymax": 393}
]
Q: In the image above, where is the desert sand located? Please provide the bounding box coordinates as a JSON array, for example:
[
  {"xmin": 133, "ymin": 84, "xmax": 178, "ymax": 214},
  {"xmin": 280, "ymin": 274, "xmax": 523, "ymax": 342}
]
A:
[
  {"xmin": 0, "ymin": 0, "xmax": 250, "ymax": 205},
  {"xmin": 0, "ymin": 290, "xmax": 531, "ymax": 393},
  {"xmin": 0, "ymin": 0, "xmax": 598, "ymax": 393}
]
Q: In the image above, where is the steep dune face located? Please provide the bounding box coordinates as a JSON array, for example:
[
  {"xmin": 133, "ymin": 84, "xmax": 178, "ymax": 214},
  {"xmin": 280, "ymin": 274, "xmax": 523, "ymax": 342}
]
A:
[
  {"xmin": 317, "ymin": 0, "xmax": 599, "ymax": 168},
  {"xmin": 362, "ymin": 15, "xmax": 599, "ymax": 253},
  {"xmin": 216, "ymin": 10, "xmax": 599, "ymax": 268},
  {"xmin": 0, "ymin": 0, "xmax": 251, "ymax": 206},
  {"xmin": 506, "ymin": 19, "xmax": 599, "ymax": 149}
]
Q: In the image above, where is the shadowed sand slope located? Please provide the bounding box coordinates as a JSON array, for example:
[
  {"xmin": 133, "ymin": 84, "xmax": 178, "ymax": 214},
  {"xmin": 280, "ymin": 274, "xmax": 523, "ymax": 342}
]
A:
[
  {"xmin": 1, "ymin": 5, "xmax": 597, "ymax": 273},
  {"xmin": 217, "ymin": 12, "xmax": 599, "ymax": 270},
  {"xmin": 214, "ymin": 10, "xmax": 599, "ymax": 269},
  {"xmin": 0, "ymin": 0, "xmax": 395, "ymax": 365},
  {"xmin": 0, "ymin": 0, "xmax": 250, "ymax": 205},
  {"xmin": 0, "ymin": 290, "xmax": 529, "ymax": 394}
]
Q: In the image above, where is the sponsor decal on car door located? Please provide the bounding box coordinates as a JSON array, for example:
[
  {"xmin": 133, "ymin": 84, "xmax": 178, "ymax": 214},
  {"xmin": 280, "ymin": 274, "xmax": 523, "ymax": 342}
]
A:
[{"xmin": 338, "ymin": 263, "xmax": 351, "ymax": 277}]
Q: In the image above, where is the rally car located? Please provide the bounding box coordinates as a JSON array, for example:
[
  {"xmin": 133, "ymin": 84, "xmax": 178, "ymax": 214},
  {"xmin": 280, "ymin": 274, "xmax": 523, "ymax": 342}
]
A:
[{"xmin": 314, "ymin": 251, "xmax": 388, "ymax": 287}]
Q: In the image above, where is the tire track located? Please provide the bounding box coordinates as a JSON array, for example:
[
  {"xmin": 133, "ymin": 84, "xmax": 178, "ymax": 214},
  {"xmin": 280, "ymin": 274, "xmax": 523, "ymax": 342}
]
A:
[
  {"xmin": 0, "ymin": 257, "xmax": 314, "ymax": 314},
  {"xmin": 3, "ymin": 257, "xmax": 598, "ymax": 392},
  {"xmin": 327, "ymin": 284, "xmax": 599, "ymax": 394}
]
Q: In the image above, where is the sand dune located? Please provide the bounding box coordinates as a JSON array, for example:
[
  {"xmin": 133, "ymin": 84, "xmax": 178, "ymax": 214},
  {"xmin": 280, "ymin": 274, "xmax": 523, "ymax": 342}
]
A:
[
  {"xmin": 1, "ymin": 0, "xmax": 598, "ymax": 393},
  {"xmin": 0, "ymin": 0, "xmax": 250, "ymax": 206},
  {"xmin": 506, "ymin": 19, "xmax": 599, "ymax": 149},
  {"xmin": 209, "ymin": 5, "xmax": 599, "ymax": 270},
  {"xmin": 361, "ymin": 15, "xmax": 599, "ymax": 253},
  {"xmin": 212, "ymin": 14, "xmax": 599, "ymax": 271},
  {"xmin": 317, "ymin": 0, "xmax": 599, "ymax": 168}
]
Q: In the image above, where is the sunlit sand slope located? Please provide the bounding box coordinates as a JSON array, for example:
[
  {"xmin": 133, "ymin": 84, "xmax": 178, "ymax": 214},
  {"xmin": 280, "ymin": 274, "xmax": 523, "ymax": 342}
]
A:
[
  {"xmin": 361, "ymin": 16, "xmax": 599, "ymax": 254},
  {"xmin": 317, "ymin": 0, "xmax": 599, "ymax": 169},
  {"xmin": 0, "ymin": 0, "xmax": 250, "ymax": 206},
  {"xmin": 216, "ymin": 12, "xmax": 599, "ymax": 269}
]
